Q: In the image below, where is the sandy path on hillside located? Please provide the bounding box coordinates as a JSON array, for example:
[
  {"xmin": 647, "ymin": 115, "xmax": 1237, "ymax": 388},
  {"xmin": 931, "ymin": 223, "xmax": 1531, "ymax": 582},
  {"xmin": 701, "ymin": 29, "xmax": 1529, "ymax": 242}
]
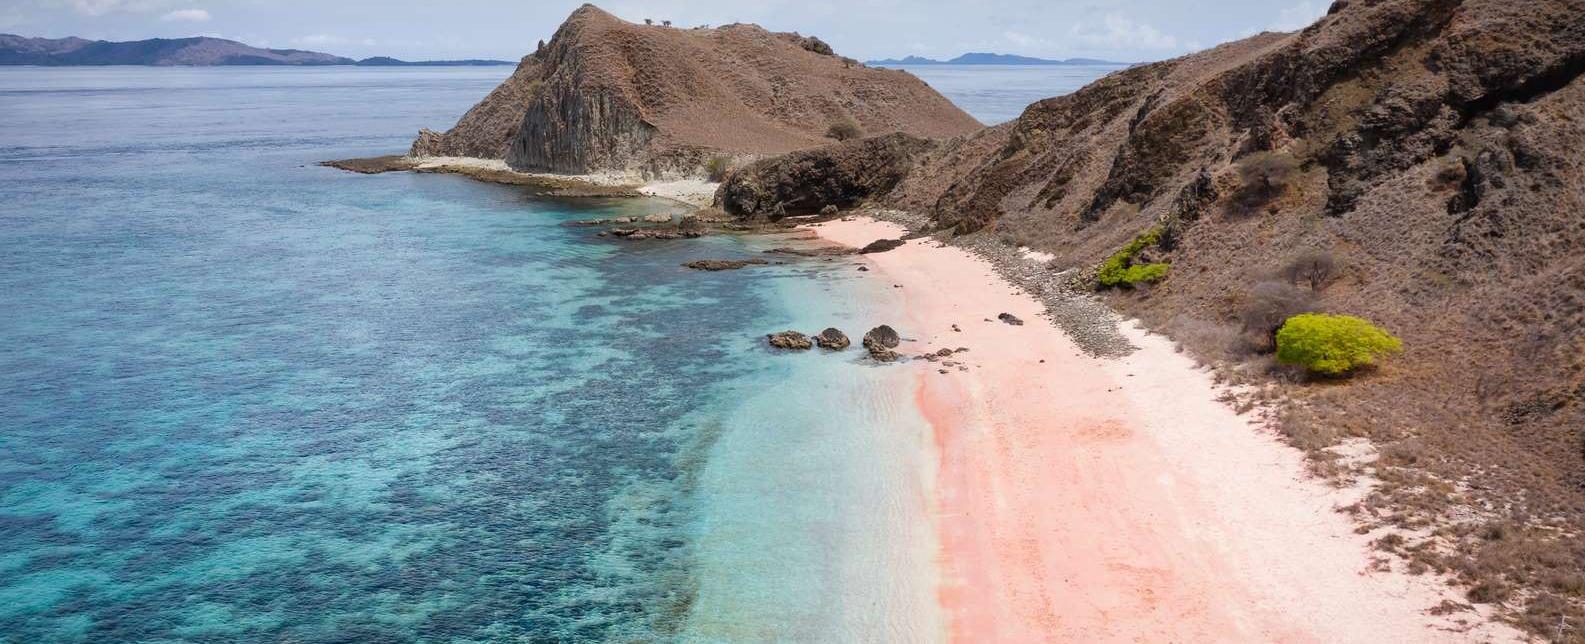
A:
[{"xmin": 809, "ymin": 217, "xmax": 1520, "ymax": 643}]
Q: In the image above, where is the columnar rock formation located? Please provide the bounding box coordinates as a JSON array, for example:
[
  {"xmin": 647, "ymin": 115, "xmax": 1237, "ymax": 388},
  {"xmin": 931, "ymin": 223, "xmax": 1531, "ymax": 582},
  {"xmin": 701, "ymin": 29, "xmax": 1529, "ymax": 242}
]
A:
[{"xmin": 411, "ymin": 4, "xmax": 981, "ymax": 175}]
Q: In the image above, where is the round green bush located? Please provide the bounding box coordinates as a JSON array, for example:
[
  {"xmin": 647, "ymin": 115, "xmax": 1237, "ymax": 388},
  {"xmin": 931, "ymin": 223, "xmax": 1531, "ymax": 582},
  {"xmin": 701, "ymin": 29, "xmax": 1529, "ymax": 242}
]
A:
[{"xmin": 1275, "ymin": 313, "xmax": 1403, "ymax": 375}]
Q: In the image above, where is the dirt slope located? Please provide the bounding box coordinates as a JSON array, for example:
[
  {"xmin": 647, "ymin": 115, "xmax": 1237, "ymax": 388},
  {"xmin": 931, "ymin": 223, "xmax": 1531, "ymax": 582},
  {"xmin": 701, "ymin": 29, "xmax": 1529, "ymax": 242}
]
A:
[{"xmin": 411, "ymin": 4, "xmax": 981, "ymax": 175}]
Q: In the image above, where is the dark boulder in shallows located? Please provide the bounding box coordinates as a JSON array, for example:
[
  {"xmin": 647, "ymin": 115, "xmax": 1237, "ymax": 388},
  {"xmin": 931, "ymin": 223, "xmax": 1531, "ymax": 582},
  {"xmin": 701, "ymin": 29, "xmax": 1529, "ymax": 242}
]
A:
[
  {"xmin": 862, "ymin": 325, "xmax": 902, "ymax": 361},
  {"xmin": 998, "ymin": 313, "xmax": 1025, "ymax": 326},
  {"xmin": 815, "ymin": 328, "xmax": 851, "ymax": 350},
  {"xmin": 859, "ymin": 238, "xmax": 905, "ymax": 254},
  {"xmin": 767, "ymin": 330, "xmax": 813, "ymax": 350},
  {"xmin": 863, "ymin": 325, "xmax": 900, "ymax": 349}
]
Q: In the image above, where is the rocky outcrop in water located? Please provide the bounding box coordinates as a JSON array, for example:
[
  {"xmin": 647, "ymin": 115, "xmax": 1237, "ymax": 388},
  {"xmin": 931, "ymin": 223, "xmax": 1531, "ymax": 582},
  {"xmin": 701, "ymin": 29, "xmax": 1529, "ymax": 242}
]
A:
[
  {"xmin": 410, "ymin": 5, "xmax": 980, "ymax": 176},
  {"xmin": 814, "ymin": 328, "xmax": 851, "ymax": 350},
  {"xmin": 766, "ymin": 331, "xmax": 813, "ymax": 350},
  {"xmin": 862, "ymin": 325, "xmax": 902, "ymax": 361}
]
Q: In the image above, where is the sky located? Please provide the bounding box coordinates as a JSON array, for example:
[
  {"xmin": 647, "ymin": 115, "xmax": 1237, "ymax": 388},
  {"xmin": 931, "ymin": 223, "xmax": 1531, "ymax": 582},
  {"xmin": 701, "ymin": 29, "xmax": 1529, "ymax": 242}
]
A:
[{"xmin": 0, "ymin": 0, "xmax": 1331, "ymax": 63}]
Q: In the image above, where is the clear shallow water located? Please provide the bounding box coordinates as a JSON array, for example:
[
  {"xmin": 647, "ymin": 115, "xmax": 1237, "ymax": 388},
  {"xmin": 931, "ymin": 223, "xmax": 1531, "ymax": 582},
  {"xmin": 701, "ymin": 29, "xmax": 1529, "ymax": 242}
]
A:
[
  {"xmin": 891, "ymin": 64, "xmax": 1130, "ymax": 125},
  {"xmin": 0, "ymin": 67, "xmax": 940, "ymax": 642}
]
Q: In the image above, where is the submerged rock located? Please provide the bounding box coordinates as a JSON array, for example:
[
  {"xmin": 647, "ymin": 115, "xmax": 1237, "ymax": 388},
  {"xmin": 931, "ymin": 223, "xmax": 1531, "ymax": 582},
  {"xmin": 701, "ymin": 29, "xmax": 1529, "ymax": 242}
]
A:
[
  {"xmin": 682, "ymin": 259, "xmax": 771, "ymax": 271},
  {"xmin": 814, "ymin": 327, "xmax": 850, "ymax": 350},
  {"xmin": 767, "ymin": 331, "xmax": 813, "ymax": 350},
  {"xmin": 603, "ymin": 227, "xmax": 704, "ymax": 240}
]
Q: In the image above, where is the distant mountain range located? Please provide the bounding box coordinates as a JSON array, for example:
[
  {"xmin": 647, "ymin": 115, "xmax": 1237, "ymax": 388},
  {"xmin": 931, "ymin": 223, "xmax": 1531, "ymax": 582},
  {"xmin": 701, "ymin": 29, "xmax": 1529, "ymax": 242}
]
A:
[
  {"xmin": 866, "ymin": 52, "xmax": 1126, "ymax": 66},
  {"xmin": 0, "ymin": 34, "xmax": 514, "ymax": 66}
]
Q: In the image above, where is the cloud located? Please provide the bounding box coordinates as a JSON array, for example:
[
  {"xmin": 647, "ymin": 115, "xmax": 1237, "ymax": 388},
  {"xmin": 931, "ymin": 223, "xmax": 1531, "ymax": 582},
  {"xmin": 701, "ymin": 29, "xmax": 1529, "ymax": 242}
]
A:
[
  {"xmin": 159, "ymin": 8, "xmax": 209, "ymax": 22},
  {"xmin": 64, "ymin": 0, "xmax": 176, "ymax": 16},
  {"xmin": 292, "ymin": 34, "xmax": 377, "ymax": 47},
  {"xmin": 1068, "ymin": 13, "xmax": 1180, "ymax": 51}
]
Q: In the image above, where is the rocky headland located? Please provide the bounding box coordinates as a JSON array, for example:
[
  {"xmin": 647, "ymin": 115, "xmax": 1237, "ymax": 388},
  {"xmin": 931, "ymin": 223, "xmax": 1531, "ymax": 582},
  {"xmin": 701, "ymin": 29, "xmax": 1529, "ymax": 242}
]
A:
[{"xmin": 407, "ymin": 4, "xmax": 980, "ymax": 177}]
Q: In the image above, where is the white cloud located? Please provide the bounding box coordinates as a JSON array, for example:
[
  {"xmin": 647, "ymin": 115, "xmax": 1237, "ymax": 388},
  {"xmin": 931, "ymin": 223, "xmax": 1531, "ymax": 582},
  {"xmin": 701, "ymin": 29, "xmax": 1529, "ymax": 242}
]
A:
[
  {"xmin": 1068, "ymin": 14, "xmax": 1180, "ymax": 51},
  {"xmin": 292, "ymin": 34, "xmax": 377, "ymax": 47},
  {"xmin": 1002, "ymin": 30, "xmax": 1047, "ymax": 49},
  {"xmin": 1271, "ymin": 1, "xmax": 1327, "ymax": 31},
  {"xmin": 159, "ymin": 8, "xmax": 209, "ymax": 22},
  {"xmin": 64, "ymin": 0, "xmax": 177, "ymax": 17}
]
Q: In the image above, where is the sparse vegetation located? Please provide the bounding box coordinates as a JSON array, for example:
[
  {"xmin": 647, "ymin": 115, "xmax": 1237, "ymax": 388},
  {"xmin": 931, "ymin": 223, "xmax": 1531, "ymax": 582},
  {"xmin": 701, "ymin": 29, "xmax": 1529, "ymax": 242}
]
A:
[
  {"xmin": 1240, "ymin": 281, "xmax": 1316, "ymax": 352},
  {"xmin": 825, "ymin": 118, "xmax": 864, "ymax": 141},
  {"xmin": 1233, "ymin": 151, "xmax": 1300, "ymax": 212},
  {"xmin": 1283, "ymin": 250, "xmax": 1336, "ymax": 292},
  {"xmin": 1275, "ymin": 313, "xmax": 1402, "ymax": 376},
  {"xmin": 1097, "ymin": 226, "xmax": 1171, "ymax": 288},
  {"xmin": 705, "ymin": 156, "xmax": 732, "ymax": 182}
]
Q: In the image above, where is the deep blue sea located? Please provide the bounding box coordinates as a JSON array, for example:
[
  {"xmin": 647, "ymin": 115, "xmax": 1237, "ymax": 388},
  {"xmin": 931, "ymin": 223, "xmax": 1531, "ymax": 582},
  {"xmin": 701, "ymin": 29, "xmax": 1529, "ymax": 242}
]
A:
[{"xmin": 0, "ymin": 64, "xmax": 1106, "ymax": 642}]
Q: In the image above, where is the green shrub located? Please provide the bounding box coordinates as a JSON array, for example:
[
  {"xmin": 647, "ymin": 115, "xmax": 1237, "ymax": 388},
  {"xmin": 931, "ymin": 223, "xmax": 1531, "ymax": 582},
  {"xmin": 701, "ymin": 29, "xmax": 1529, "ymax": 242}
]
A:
[
  {"xmin": 704, "ymin": 156, "xmax": 732, "ymax": 182},
  {"xmin": 1275, "ymin": 313, "xmax": 1402, "ymax": 375},
  {"xmin": 1097, "ymin": 225, "xmax": 1171, "ymax": 288}
]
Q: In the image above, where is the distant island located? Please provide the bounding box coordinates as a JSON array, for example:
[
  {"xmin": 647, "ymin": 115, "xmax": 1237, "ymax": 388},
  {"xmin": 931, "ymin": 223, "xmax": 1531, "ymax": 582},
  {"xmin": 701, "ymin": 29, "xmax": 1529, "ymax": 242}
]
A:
[
  {"xmin": 866, "ymin": 52, "xmax": 1126, "ymax": 66},
  {"xmin": 0, "ymin": 34, "xmax": 514, "ymax": 66}
]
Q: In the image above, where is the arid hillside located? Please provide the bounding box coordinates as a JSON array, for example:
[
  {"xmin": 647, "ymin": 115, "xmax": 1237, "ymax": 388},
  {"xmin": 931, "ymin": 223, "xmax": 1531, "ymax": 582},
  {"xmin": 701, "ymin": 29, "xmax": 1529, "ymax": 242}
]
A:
[
  {"xmin": 411, "ymin": 4, "xmax": 981, "ymax": 175},
  {"xmin": 721, "ymin": 0, "xmax": 1585, "ymax": 634}
]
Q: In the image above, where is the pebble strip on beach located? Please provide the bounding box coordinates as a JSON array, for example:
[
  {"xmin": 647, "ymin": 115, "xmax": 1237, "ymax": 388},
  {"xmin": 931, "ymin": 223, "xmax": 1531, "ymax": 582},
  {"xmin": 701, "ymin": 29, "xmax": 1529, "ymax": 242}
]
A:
[{"xmin": 860, "ymin": 208, "xmax": 1137, "ymax": 358}]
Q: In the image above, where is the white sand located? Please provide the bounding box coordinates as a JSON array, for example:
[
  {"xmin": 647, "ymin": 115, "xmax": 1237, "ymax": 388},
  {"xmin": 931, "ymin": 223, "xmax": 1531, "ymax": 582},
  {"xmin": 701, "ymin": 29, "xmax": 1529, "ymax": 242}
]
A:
[{"xmin": 409, "ymin": 156, "xmax": 717, "ymax": 207}]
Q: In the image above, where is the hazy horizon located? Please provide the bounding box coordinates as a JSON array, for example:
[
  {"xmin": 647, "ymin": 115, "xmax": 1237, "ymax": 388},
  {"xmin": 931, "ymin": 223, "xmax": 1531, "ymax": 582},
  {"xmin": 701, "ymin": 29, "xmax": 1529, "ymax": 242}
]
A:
[{"xmin": 3, "ymin": 0, "xmax": 1329, "ymax": 64}]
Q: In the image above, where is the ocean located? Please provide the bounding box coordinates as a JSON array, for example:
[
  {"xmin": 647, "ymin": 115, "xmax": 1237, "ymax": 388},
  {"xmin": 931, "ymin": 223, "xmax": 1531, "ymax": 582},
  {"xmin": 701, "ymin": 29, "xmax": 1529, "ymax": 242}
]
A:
[{"xmin": 0, "ymin": 64, "xmax": 1110, "ymax": 641}]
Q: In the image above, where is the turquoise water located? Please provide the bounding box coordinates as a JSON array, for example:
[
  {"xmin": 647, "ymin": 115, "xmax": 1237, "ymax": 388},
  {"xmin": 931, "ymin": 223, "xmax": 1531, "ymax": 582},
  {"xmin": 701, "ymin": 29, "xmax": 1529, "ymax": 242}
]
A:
[{"xmin": 1, "ymin": 67, "xmax": 943, "ymax": 642}]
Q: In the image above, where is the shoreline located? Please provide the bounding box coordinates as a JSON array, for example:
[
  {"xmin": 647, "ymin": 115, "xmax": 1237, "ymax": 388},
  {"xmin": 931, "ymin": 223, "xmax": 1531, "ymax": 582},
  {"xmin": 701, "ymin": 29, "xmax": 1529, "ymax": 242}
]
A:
[
  {"xmin": 319, "ymin": 155, "xmax": 719, "ymax": 208},
  {"xmin": 808, "ymin": 216, "xmax": 1522, "ymax": 642}
]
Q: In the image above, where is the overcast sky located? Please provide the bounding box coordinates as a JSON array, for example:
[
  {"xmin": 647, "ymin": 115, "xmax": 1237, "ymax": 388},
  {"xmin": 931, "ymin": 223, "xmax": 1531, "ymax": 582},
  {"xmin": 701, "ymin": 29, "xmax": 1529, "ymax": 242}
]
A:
[{"xmin": 1, "ymin": 0, "xmax": 1331, "ymax": 62}]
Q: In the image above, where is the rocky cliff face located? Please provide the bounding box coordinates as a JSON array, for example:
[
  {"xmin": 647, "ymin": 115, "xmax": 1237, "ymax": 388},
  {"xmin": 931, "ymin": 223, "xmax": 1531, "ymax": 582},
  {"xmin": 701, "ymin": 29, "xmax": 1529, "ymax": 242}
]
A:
[
  {"xmin": 717, "ymin": 133, "xmax": 937, "ymax": 218},
  {"xmin": 409, "ymin": 4, "xmax": 982, "ymax": 175},
  {"xmin": 410, "ymin": 55, "xmax": 544, "ymax": 159}
]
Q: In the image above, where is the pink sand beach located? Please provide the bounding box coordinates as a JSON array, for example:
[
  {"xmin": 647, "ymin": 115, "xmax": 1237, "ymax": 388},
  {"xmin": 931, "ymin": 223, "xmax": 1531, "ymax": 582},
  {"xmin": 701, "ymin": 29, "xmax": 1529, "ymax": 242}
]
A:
[{"xmin": 809, "ymin": 216, "xmax": 1521, "ymax": 643}]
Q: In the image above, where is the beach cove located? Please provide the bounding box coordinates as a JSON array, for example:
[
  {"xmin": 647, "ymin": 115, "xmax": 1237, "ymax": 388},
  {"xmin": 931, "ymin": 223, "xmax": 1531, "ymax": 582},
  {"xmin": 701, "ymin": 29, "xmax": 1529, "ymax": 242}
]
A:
[{"xmin": 809, "ymin": 217, "xmax": 1523, "ymax": 642}]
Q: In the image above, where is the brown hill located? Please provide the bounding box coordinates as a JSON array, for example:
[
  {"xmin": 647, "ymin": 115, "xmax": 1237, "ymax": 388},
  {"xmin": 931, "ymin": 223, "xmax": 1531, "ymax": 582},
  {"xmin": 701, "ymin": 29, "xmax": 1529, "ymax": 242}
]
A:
[
  {"xmin": 410, "ymin": 4, "xmax": 981, "ymax": 174},
  {"xmin": 721, "ymin": 0, "xmax": 1585, "ymax": 632}
]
